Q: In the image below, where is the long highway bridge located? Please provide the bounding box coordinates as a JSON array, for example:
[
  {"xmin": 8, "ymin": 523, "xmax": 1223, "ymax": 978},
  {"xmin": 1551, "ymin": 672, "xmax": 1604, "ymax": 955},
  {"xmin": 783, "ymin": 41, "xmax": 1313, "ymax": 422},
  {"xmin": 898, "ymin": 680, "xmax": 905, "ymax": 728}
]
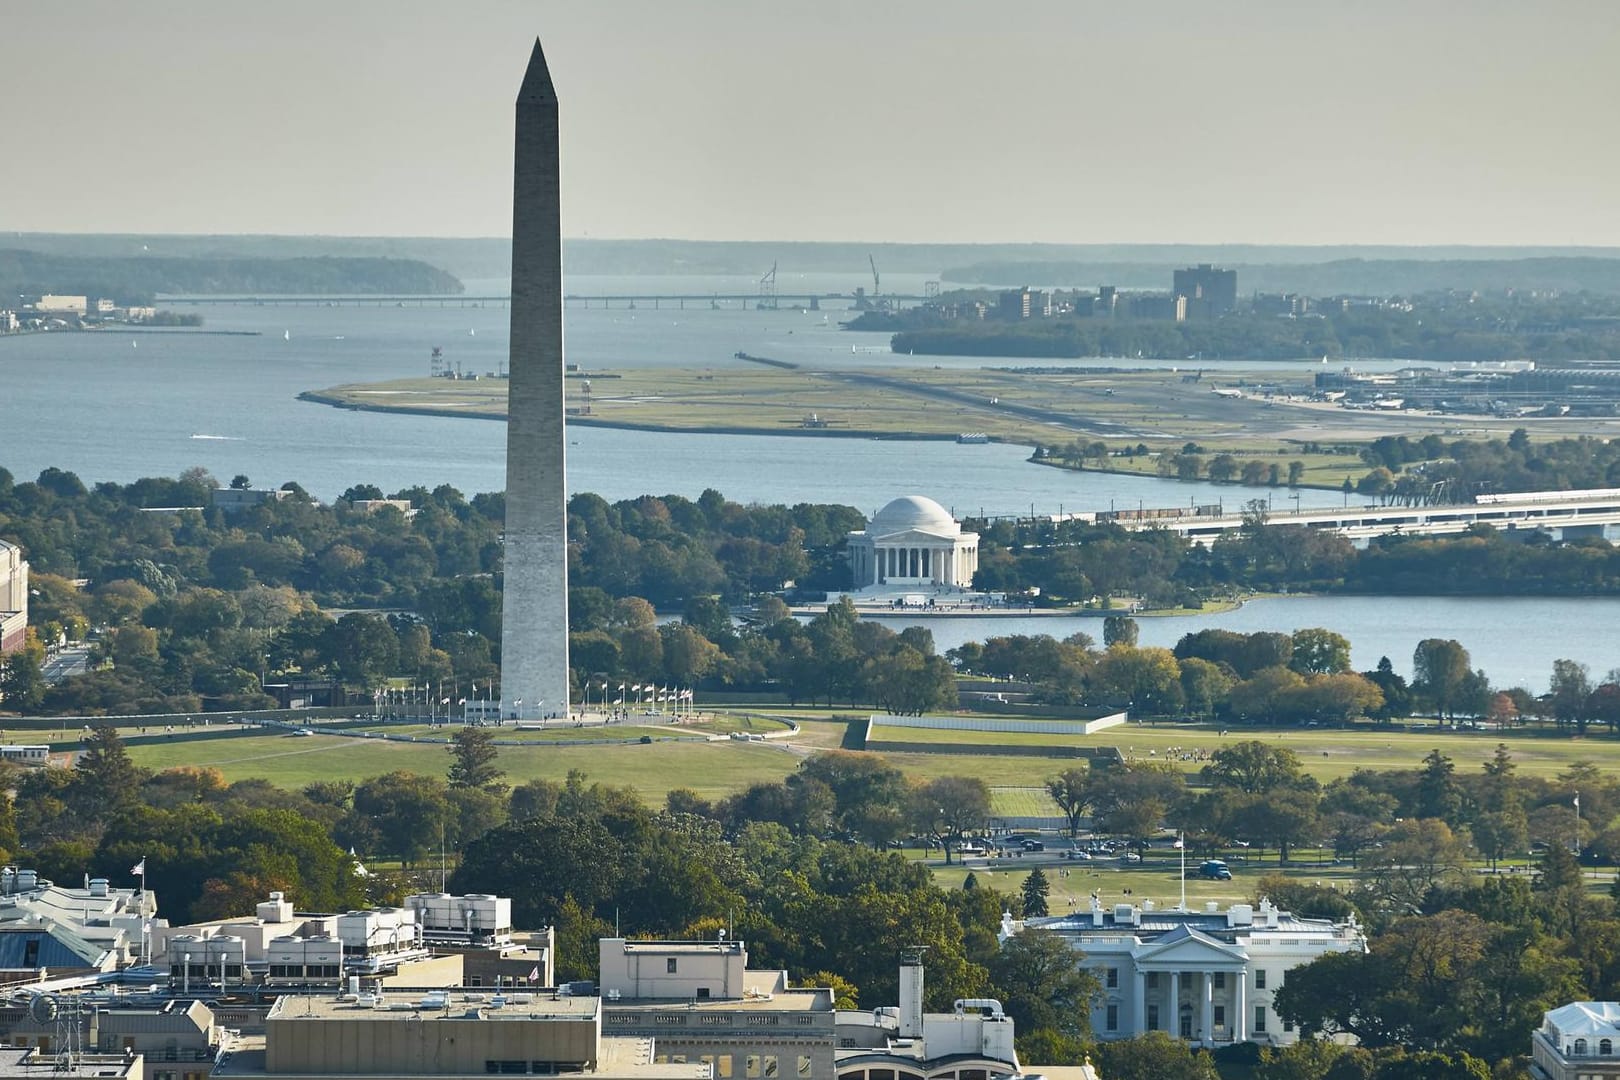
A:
[
  {"xmin": 157, "ymin": 293, "xmax": 931, "ymax": 309},
  {"xmin": 1096, "ymin": 488, "xmax": 1620, "ymax": 547}
]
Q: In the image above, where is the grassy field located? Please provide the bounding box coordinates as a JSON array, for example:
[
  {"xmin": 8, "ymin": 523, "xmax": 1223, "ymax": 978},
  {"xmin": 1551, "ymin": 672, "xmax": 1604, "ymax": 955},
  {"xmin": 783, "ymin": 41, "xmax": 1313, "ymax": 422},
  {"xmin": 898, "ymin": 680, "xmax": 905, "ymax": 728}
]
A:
[
  {"xmin": 989, "ymin": 787, "xmax": 1064, "ymax": 818},
  {"xmin": 301, "ymin": 366, "xmax": 1532, "ymax": 467},
  {"xmin": 53, "ymin": 709, "xmax": 1620, "ymax": 808},
  {"xmin": 121, "ymin": 728, "xmax": 798, "ymax": 801}
]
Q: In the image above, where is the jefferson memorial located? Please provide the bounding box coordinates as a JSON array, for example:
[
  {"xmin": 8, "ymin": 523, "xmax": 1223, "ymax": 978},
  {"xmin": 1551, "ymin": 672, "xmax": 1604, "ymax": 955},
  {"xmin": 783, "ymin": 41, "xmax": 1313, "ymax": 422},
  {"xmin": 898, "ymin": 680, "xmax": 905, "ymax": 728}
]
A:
[{"xmin": 846, "ymin": 496, "xmax": 980, "ymax": 590}]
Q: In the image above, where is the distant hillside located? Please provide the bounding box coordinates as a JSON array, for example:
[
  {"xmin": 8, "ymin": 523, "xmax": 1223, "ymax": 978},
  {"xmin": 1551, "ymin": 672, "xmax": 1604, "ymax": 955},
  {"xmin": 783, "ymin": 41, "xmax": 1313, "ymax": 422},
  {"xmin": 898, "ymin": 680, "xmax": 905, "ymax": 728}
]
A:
[
  {"xmin": 940, "ymin": 256, "xmax": 1620, "ymax": 296},
  {"xmin": 11, "ymin": 234, "xmax": 1620, "ymax": 286},
  {"xmin": 0, "ymin": 250, "xmax": 464, "ymax": 305}
]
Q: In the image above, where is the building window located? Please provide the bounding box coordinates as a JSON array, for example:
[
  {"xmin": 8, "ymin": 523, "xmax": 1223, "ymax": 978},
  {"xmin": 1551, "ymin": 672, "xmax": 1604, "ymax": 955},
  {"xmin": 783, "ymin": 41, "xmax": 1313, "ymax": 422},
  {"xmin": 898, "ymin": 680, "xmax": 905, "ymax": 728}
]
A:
[
  {"xmin": 1604, "ymin": 1039, "xmax": 1614, "ymax": 1055},
  {"xmin": 765, "ymin": 1056, "xmax": 779, "ymax": 1078},
  {"xmin": 1147, "ymin": 1004, "xmax": 1159, "ymax": 1031},
  {"xmin": 718, "ymin": 1057, "xmax": 733, "ymax": 1078},
  {"xmin": 1254, "ymin": 1007, "xmax": 1267, "ymax": 1034},
  {"xmin": 1106, "ymin": 968, "xmax": 1118, "ymax": 989},
  {"xmin": 1283, "ymin": 1018, "xmax": 1294, "ymax": 1033},
  {"xmin": 1575, "ymin": 1039, "xmax": 1588, "ymax": 1056},
  {"xmin": 667, "ymin": 958, "xmax": 678, "ymax": 974},
  {"xmin": 1105, "ymin": 1005, "xmax": 1118, "ymax": 1032},
  {"xmin": 1213, "ymin": 972, "xmax": 1225, "ymax": 990},
  {"xmin": 1255, "ymin": 970, "xmax": 1266, "ymax": 990},
  {"xmin": 747, "ymin": 1056, "xmax": 761, "ymax": 1078},
  {"xmin": 1214, "ymin": 1006, "xmax": 1225, "ymax": 1028},
  {"xmin": 798, "ymin": 1056, "xmax": 812, "ymax": 1077},
  {"xmin": 1146, "ymin": 973, "xmax": 1158, "ymax": 989}
]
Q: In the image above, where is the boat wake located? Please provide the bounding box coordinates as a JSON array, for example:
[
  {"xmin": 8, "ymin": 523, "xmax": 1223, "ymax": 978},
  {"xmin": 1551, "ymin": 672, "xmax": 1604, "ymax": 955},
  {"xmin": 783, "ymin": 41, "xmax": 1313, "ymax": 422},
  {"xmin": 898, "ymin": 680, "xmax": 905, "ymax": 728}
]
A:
[{"xmin": 190, "ymin": 434, "xmax": 243, "ymax": 441}]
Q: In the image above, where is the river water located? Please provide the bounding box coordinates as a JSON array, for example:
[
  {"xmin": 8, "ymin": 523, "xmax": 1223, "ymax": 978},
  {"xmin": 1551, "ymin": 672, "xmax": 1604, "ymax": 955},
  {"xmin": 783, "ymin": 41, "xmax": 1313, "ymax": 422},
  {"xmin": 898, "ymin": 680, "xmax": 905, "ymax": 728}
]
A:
[
  {"xmin": 0, "ymin": 275, "xmax": 1607, "ymax": 690},
  {"xmin": 0, "ymin": 274, "xmax": 1363, "ymax": 512},
  {"xmin": 866, "ymin": 594, "xmax": 1620, "ymax": 694}
]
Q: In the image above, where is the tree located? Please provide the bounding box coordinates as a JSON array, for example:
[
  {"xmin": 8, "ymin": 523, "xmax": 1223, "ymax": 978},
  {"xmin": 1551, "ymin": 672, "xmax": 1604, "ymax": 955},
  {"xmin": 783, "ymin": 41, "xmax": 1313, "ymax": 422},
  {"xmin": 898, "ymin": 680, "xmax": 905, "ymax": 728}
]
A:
[
  {"xmin": 989, "ymin": 927, "xmax": 1098, "ymax": 1043},
  {"xmin": 229, "ymin": 474, "xmax": 251, "ymax": 490},
  {"xmin": 73, "ymin": 723, "xmax": 147, "ymax": 818},
  {"xmin": 915, "ymin": 776, "xmax": 991, "ymax": 864},
  {"xmin": 1362, "ymin": 818, "xmax": 1471, "ymax": 911},
  {"xmin": 447, "ymin": 727, "xmax": 507, "ymax": 794},
  {"xmin": 1411, "ymin": 640, "xmax": 1472, "ymax": 718},
  {"xmin": 1292, "ymin": 628, "xmax": 1352, "ymax": 675},
  {"xmin": 1094, "ymin": 1032, "xmax": 1218, "ymax": 1080},
  {"xmin": 1203, "ymin": 740, "xmax": 1310, "ymax": 795},
  {"xmin": 1046, "ymin": 767, "xmax": 1092, "ymax": 837},
  {"xmin": 1103, "ymin": 615, "xmax": 1139, "ymax": 648},
  {"xmin": 1020, "ymin": 868, "xmax": 1051, "ymax": 917},
  {"xmin": 0, "ymin": 637, "xmax": 47, "ymax": 712},
  {"xmin": 1549, "ymin": 658, "xmax": 1593, "ymax": 734}
]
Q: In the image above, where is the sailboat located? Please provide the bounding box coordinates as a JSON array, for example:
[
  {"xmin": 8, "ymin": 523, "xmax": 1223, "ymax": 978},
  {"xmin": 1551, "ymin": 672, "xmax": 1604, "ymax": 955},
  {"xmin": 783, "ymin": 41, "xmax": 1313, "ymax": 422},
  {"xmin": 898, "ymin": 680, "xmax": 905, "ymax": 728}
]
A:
[{"xmin": 283, "ymin": 329, "xmax": 291, "ymax": 342}]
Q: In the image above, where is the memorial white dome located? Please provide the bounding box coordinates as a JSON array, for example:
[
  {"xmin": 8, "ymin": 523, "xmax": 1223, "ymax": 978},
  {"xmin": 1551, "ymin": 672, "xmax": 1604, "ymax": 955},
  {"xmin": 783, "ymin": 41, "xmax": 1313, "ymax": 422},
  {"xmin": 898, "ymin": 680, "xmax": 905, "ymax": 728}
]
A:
[{"xmin": 870, "ymin": 495, "xmax": 958, "ymax": 535}]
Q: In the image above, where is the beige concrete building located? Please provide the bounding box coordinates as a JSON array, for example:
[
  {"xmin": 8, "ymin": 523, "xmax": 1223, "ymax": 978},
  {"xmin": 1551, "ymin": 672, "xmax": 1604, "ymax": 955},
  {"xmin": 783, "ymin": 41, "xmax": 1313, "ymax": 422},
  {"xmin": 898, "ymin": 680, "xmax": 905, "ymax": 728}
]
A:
[
  {"xmin": 0, "ymin": 1046, "xmax": 142, "ymax": 1080},
  {"xmin": 212, "ymin": 992, "xmax": 706, "ymax": 1080},
  {"xmin": 2, "ymin": 1000, "xmax": 216, "ymax": 1080},
  {"xmin": 0, "ymin": 539, "xmax": 27, "ymax": 655},
  {"xmin": 598, "ymin": 939, "xmax": 837, "ymax": 1080}
]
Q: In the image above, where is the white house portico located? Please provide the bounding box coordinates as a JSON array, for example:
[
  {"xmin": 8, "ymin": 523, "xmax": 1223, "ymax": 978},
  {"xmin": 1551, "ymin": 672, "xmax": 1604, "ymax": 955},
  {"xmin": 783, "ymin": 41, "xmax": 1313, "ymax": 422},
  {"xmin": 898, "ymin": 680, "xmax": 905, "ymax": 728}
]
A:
[
  {"xmin": 847, "ymin": 496, "xmax": 979, "ymax": 590},
  {"xmin": 1002, "ymin": 898, "xmax": 1366, "ymax": 1048}
]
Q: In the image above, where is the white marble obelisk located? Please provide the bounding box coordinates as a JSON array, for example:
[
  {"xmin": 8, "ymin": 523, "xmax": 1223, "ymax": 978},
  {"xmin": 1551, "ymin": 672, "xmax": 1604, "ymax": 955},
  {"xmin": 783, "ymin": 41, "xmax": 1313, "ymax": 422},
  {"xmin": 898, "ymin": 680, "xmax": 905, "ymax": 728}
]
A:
[{"xmin": 500, "ymin": 39, "xmax": 570, "ymax": 721}]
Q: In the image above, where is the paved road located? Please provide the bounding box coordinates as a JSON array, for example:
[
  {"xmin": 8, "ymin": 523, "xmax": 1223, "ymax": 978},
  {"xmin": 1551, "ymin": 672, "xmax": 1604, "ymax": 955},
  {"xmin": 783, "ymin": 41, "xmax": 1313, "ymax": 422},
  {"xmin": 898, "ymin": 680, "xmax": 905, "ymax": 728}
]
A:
[{"xmin": 41, "ymin": 645, "xmax": 90, "ymax": 684}]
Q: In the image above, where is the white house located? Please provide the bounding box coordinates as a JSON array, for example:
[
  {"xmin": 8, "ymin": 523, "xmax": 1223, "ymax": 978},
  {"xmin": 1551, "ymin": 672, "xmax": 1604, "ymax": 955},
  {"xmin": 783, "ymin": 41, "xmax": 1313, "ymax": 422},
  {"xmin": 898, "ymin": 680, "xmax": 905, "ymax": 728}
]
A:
[{"xmin": 1003, "ymin": 898, "xmax": 1365, "ymax": 1047}]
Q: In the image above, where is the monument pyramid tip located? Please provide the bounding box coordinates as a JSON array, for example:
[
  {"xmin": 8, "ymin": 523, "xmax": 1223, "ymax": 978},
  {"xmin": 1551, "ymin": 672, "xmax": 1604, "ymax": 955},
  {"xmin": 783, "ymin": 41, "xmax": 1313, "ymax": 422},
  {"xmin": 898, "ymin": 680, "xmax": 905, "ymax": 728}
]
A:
[{"xmin": 518, "ymin": 37, "xmax": 557, "ymax": 103}]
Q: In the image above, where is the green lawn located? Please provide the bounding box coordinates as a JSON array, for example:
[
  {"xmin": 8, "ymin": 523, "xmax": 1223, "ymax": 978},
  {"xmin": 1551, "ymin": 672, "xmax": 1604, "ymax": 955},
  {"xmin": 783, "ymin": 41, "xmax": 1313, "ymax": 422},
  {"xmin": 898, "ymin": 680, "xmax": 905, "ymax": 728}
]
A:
[
  {"xmin": 76, "ymin": 708, "xmax": 1620, "ymax": 807},
  {"xmin": 125, "ymin": 729, "xmax": 798, "ymax": 801},
  {"xmin": 927, "ymin": 851, "xmax": 1364, "ymax": 910},
  {"xmin": 990, "ymin": 787, "xmax": 1064, "ymax": 819}
]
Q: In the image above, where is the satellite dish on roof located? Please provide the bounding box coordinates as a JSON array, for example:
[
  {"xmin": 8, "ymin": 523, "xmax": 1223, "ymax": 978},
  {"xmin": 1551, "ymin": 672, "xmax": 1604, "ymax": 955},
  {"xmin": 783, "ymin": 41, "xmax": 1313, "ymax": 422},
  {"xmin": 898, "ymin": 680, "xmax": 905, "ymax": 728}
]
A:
[{"xmin": 29, "ymin": 995, "xmax": 57, "ymax": 1024}]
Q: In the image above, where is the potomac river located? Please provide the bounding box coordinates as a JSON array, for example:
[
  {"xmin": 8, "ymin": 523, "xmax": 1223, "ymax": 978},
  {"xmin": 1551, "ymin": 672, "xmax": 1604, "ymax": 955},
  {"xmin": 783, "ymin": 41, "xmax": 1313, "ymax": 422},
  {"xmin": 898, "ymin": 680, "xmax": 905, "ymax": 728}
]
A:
[{"xmin": 0, "ymin": 275, "xmax": 1610, "ymax": 689}]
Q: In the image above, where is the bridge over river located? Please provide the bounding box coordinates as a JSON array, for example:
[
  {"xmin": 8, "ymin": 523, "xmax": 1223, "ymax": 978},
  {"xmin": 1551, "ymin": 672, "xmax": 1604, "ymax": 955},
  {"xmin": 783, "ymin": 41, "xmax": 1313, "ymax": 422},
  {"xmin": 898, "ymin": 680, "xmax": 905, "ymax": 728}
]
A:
[
  {"xmin": 1095, "ymin": 488, "xmax": 1620, "ymax": 546},
  {"xmin": 157, "ymin": 293, "xmax": 930, "ymax": 309}
]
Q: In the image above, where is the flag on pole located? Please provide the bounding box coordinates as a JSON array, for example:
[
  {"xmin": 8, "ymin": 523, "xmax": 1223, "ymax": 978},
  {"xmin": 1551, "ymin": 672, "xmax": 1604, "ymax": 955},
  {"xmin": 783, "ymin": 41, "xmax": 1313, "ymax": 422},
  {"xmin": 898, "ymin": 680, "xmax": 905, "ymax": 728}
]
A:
[
  {"xmin": 528, "ymin": 966, "xmax": 541, "ymax": 982},
  {"xmin": 1575, "ymin": 793, "xmax": 1581, "ymax": 810},
  {"xmin": 130, "ymin": 858, "xmax": 146, "ymax": 876}
]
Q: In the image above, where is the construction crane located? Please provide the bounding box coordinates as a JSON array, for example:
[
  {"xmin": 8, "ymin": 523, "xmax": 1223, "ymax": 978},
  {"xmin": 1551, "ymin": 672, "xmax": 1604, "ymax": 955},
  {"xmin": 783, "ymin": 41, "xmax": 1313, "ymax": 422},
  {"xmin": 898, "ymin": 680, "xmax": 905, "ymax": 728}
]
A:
[
  {"xmin": 758, "ymin": 262, "xmax": 778, "ymax": 310},
  {"xmin": 868, "ymin": 255, "xmax": 881, "ymax": 297}
]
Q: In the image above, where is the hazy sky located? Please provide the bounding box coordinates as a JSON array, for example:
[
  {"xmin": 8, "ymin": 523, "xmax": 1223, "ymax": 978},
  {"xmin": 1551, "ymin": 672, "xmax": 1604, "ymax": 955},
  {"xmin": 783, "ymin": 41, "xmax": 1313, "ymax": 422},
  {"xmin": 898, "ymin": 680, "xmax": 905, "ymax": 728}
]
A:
[{"xmin": 5, "ymin": 0, "xmax": 1619, "ymax": 245}]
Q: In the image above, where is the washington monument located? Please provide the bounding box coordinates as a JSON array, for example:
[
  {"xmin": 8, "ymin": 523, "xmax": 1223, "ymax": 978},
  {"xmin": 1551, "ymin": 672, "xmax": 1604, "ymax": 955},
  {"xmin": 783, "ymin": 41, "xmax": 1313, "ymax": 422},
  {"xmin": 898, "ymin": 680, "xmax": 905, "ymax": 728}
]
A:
[{"xmin": 500, "ymin": 39, "xmax": 570, "ymax": 721}]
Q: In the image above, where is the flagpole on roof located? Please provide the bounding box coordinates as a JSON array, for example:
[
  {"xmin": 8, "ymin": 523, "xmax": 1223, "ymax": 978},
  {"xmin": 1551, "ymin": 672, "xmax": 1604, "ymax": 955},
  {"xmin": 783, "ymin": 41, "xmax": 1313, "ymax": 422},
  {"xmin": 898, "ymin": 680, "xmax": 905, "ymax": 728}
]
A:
[{"xmin": 1179, "ymin": 832, "xmax": 1186, "ymax": 912}]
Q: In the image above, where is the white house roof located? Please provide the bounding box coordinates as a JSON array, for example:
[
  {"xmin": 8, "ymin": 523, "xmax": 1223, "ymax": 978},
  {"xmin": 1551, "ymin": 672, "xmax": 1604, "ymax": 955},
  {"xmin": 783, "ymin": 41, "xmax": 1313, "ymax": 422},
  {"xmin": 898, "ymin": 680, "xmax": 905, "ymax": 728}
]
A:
[
  {"xmin": 1546, "ymin": 1001, "xmax": 1620, "ymax": 1038},
  {"xmin": 869, "ymin": 496, "xmax": 959, "ymax": 537}
]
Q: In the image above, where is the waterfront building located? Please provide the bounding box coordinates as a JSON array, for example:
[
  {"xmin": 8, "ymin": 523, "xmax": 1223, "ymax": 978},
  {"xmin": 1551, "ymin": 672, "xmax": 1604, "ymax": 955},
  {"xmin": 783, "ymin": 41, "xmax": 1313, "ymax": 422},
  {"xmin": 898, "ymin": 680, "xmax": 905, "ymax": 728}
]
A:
[
  {"xmin": 1531, "ymin": 1002, "xmax": 1620, "ymax": 1080},
  {"xmin": 500, "ymin": 39, "xmax": 572, "ymax": 722},
  {"xmin": 1003, "ymin": 898, "xmax": 1365, "ymax": 1047},
  {"xmin": 996, "ymin": 288, "xmax": 1048, "ymax": 320},
  {"xmin": 845, "ymin": 497, "xmax": 979, "ymax": 591},
  {"xmin": 1172, "ymin": 265, "xmax": 1238, "ymax": 319},
  {"xmin": 33, "ymin": 295, "xmax": 89, "ymax": 315},
  {"xmin": 0, "ymin": 538, "xmax": 27, "ymax": 654},
  {"xmin": 209, "ymin": 488, "xmax": 291, "ymax": 515}
]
